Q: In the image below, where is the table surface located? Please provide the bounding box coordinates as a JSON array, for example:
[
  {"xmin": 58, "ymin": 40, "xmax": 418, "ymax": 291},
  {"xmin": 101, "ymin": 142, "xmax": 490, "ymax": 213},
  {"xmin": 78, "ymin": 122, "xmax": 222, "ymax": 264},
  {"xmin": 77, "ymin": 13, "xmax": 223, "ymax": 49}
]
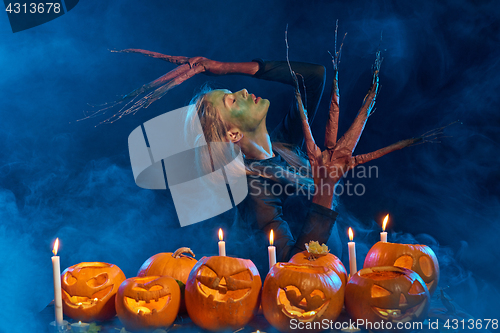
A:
[{"xmin": 39, "ymin": 289, "xmax": 486, "ymax": 333}]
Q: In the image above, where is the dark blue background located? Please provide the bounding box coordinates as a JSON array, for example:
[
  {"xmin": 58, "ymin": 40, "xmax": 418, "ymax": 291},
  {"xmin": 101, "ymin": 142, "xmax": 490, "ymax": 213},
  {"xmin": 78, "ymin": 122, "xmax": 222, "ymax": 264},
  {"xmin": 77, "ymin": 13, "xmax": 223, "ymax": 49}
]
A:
[{"xmin": 0, "ymin": 0, "xmax": 499, "ymax": 331}]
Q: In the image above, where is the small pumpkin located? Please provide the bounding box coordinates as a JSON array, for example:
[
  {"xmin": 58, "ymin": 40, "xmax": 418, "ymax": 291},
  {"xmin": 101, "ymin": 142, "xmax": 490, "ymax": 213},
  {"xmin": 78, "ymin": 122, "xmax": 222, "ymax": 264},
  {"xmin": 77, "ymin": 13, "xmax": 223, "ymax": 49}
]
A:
[
  {"xmin": 345, "ymin": 266, "xmax": 430, "ymax": 331},
  {"xmin": 262, "ymin": 263, "xmax": 344, "ymax": 333},
  {"xmin": 115, "ymin": 276, "xmax": 180, "ymax": 331},
  {"xmin": 137, "ymin": 247, "xmax": 197, "ymax": 313},
  {"xmin": 289, "ymin": 241, "xmax": 347, "ymax": 288},
  {"xmin": 61, "ymin": 262, "xmax": 126, "ymax": 322},
  {"xmin": 185, "ymin": 256, "xmax": 262, "ymax": 332},
  {"xmin": 363, "ymin": 242, "xmax": 440, "ymax": 295}
]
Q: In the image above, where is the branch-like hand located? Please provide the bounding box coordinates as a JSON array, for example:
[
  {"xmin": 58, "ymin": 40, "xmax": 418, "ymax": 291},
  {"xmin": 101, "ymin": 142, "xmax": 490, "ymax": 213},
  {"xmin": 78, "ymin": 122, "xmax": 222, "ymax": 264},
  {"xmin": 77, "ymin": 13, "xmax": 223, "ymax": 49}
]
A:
[
  {"xmin": 87, "ymin": 49, "xmax": 257, "ymax": 123},
  {"xmin": 294, "ymin": 52, "xmax": 423, "ymax": 208}
]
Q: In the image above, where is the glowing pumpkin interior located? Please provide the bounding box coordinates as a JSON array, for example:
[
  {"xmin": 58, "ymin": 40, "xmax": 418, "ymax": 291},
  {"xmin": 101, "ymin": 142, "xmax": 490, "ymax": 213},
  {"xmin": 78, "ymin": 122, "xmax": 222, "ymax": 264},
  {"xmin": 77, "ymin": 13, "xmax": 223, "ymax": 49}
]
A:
[{"xmin": 123, "ymin": 277, "xmax": 171, "ymax": 316}]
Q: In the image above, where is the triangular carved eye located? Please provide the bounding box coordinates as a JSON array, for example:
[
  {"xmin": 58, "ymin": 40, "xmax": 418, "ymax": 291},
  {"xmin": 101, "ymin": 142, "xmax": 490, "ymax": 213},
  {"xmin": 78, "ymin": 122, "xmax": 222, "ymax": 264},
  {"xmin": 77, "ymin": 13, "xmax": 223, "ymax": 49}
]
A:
[
  {"xmin": 408, "ymin": 281, "xmax": 425, "ymax": 295},
  {"xmin": 310, "ymin": 289, "xmax": 326, "ymax": 300},
  {"xmin": 371, "ymin": 285, "xmax": 392, "ymax": 298},
  {"xmin": 63, "ymin": 272, "xmax": 77, "ymax": 285},
  {"xmin": 197, "ymin": 265, "xmax": 219, "ymax": 288},
  {"xmin": 226, "ymin": 269, "xmax": 253, "ymax": 290},
  {"xmin": 87, "ymin": 273, "xmax": 108, "ymax": 288}
]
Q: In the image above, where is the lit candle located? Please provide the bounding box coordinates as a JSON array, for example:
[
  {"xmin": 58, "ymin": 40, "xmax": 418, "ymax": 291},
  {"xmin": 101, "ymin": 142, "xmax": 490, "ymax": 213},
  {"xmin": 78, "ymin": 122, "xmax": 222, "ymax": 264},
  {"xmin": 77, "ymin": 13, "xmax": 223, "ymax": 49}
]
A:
[
  {"xmin": 380, "ymin": 214, "xmax": 389, "ymax": 242},
  {"xmin": 218, "ymin": 228, "xmax": 226, "ymax": 256},
  {"xmin": 348, "ymin": 228, "xmax": 357, "ymax": 278},
  {"xmin": 268, "ymin": 229, "xmax": 277, "ymax": 270},
  {"xmin": 51, "ymin": 238, "xmax": 63, "ymax": 325},
  {"xmin": 71, "ymin": 321, "xmax": 90, "ymax": 333}
]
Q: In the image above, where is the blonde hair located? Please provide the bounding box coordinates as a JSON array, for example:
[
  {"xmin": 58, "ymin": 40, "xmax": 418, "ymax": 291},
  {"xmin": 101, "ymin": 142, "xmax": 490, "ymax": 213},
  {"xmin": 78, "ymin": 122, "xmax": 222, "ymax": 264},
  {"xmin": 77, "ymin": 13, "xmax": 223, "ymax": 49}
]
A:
[{"xmin": 185, "ymin": 85, "xmax": 313, "ymax": 188}]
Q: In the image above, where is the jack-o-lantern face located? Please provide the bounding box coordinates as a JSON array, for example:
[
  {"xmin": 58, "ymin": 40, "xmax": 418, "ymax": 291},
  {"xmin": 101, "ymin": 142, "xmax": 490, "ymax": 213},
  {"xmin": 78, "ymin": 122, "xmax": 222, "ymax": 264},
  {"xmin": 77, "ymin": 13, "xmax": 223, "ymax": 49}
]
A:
[
  {"xmin": 262, "ymin": 263, "xmax": 344, "ymax": 333},
  {"xmin": 115, "ymin": 276, "xmax": 180, "ymax": 331},
  {"xmin": 345, "ymin": 266, "xmax": 430, "ymax": 331},
  {"xmin": 61, "ymin": 262, "xmax": 126, "ymax": 322},
  {"xmin": 185, "ymin": 256, "xmax": 262, "ymax": 332},
  {"xmin": 364, "ymin": 242, "xmax": 440, "ymax": 295},
  {"xmin": 137, "ymin": 247, "xmax": 197, "ymax": 314}
]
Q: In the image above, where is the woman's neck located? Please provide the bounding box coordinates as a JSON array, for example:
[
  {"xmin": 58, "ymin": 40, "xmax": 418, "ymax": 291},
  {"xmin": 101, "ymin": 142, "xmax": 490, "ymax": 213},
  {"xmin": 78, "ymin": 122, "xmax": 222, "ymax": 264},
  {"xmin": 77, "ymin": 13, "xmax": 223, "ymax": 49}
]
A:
[{"xmin": 239, "ymin": 124, "xmax": 274, "ymax": 160}]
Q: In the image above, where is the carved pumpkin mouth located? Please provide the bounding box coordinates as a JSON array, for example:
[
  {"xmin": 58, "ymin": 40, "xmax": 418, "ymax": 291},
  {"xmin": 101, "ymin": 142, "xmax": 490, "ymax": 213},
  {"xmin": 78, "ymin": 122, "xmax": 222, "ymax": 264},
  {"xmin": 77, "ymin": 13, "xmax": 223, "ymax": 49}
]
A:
[
  {"xmin": 372, "ymin": 301, "xmax": 427, "ymax": 322},
  {"xmin": 62, "ymin": 285, "xmax": 113, "ymax": 309},
  {"xmin": 197, "ymin": 278, "xmax": 251, "ymax": 302},
  {"xmin": 124, "ymin": 294, "xmax": 171, "ymax": 315},
  {"xmin": 277, "ymin": 287, "xmax": 330, "ymax": 321}
]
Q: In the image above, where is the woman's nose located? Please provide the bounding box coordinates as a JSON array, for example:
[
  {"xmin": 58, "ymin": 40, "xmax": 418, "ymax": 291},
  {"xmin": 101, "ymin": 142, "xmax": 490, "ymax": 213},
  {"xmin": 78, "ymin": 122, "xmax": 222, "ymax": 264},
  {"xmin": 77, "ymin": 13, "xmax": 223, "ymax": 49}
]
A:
[{"xmin": 239, "ymin": 89, "xmax": 248, "ymax": 99}]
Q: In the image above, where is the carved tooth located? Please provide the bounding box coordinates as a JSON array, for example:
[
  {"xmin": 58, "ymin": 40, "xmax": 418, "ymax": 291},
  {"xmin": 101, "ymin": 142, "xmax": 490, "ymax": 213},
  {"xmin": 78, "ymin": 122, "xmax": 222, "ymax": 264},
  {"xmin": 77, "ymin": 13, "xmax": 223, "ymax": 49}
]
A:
[{"xmin": 152, "ymin": 308, "xmax": 157, "ymax": 315}]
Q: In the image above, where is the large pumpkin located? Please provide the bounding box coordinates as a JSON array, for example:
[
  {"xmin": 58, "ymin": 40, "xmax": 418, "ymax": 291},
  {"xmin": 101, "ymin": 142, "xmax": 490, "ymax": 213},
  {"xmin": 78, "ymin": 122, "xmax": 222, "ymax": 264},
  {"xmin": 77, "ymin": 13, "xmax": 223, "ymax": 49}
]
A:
[
  {"xmin": 262, "ymin": 263, "xmax": 344, "ymax": 333},
  {"xmin": 363, "ymin": 242, "xmax": 439, "ymax": 295},
  {"xmin": 345, "ymin": 266, "xmax": 430, "ymax": 331},
  {"xmin": 137, "ymin": 247, "xmax": 197, "ymax": 312},
  {"xmin": 185, "ymin": 256, "xmax": 262, "ymax": 331},
  {"xmin": 289, "ymin": 241, "xmax": 347, "ymax": 288},
  {"xmin": 61, "ymin": 262, "xmax": 126, "ymax": 322},
  {"xmin": 115, "ymin": 276, "xmax": 180, "ymax": 331}
]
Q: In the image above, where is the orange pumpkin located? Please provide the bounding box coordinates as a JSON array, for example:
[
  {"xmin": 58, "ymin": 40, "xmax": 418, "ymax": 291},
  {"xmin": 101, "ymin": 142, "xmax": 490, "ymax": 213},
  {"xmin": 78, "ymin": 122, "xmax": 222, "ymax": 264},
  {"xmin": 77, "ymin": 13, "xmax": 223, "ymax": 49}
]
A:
[
  {"xmin": 185, "ymin": 256, "xmax": 262, "ymax": 331},
  {"xmin": 262, "ymin": 263, "xmax": 344, "ymax": 333},
  {"xmin": 115, "ymin": 276, "xmax": 180, "ymax": 331},
  {"xmin": 345, "ymin": 266, "xmax": 430, "ymax": 331},
  {"xmin": 61, "ymin": 262, "xmax": 126, "ymax": 322},
  {"xmin": 289, "ymin": 241, "xmax": 347, "ymax": 288},
  {"xmin": 363, "ymin": 242, "xmax": 440, "ymax": 295},
  {"xmin": 137, "ymin": 247, "xmax": 197, "ymax": 313}
]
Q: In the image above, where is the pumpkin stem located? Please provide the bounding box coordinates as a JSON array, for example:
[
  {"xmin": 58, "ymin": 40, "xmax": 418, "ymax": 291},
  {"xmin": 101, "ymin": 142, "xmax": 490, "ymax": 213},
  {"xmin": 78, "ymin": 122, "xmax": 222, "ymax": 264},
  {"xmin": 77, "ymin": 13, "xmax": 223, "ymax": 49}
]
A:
[
  {"xmin": 172, "ymin": 247, "xmax": 195, "ymax": 258},
  {"xmin": 307, "ymin": 253, "xmax": 319, "ymax": 261}
]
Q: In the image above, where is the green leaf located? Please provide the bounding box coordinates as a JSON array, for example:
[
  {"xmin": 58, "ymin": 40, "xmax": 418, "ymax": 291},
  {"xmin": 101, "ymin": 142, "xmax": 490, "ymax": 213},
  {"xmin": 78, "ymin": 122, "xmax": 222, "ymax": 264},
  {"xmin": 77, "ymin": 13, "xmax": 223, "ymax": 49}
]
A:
[{"xmin": 87, "ymin": 323, "xmax": 101, "ymax": 333}]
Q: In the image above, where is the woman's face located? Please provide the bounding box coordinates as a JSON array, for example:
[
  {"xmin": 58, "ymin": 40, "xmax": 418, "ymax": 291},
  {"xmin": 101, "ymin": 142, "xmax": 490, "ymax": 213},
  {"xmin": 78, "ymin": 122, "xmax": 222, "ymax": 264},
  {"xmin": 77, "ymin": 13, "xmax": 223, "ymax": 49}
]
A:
[{"xmin": 206, "ymin": 89, "xmax": 270, "ymax": 133}]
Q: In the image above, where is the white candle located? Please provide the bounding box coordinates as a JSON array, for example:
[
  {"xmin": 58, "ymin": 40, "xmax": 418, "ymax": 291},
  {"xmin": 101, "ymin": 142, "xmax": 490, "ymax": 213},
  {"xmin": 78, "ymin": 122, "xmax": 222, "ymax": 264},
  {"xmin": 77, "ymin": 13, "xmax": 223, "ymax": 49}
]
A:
[
  {"xmin": 348, "ymin": 228, "xmax": 357, "ymax": 277},
  {"xmin": 380, "ymin": 214, "xmax": 389, "ymax": 242},
  {"xmin": 268, "ymin": 230, "xmax": 276, "ymax": 270},
  {"xmin": 71, "ymin": 321, "xmax": 90, "ymax": 333},
  {"xmin": 218, "ymin": 228, "xmax": 226, "ymax": 256},
  {"xmin": 51, "ymin": 238, "xmax": 63, "ymax": 325}
]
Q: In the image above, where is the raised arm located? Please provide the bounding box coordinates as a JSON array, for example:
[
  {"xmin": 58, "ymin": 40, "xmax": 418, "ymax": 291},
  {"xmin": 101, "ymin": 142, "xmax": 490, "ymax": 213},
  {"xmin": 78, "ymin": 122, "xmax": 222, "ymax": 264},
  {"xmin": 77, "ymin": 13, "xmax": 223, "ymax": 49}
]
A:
[{"xmin": 100, "ymin": 50, "xmax": 325, "ymax": 131}]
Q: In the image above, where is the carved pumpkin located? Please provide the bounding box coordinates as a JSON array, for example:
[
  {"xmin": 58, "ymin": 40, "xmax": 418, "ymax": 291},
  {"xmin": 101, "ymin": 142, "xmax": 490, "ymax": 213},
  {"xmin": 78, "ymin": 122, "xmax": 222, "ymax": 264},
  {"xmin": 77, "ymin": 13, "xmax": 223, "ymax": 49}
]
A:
[
  {"xmin": 289, "ymin": 241, "xmax": 347, "ymax": 288},
  {"xmin": 185, "ymin": 256, "xmax": 262, "ymax": 331},
  {"xmin": 262, "ymin": 263, "xmax": 344, "ymax": 333},
  {"xmin": 364, "ymin": 242, "xmax": 440, "ymax": 295},
  {"xmin": 137, "ymin": 247, "xmax": 197, "ymax": 313},
  {"xmin": 61, "ymin": 262, "xmax": 126, "ymax": 322},
  {"xmin": 345, "ymin": 266, "xmax": 430, "ymax": 331},
  {"xmin": 115, "ymin": 276, "xmax": 180, "ymax": 331}
]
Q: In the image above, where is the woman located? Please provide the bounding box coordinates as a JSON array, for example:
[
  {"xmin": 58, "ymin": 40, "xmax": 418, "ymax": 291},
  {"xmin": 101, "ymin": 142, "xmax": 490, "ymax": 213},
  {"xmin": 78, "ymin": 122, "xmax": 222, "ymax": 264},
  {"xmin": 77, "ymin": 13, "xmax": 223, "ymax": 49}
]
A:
[
  {"xmin": 183, "ymin": 58, "xmax": 344, "ymax": 267},
  {"xmin": 109, "ymin": 49, "xmax": 419, "ymax": 274}
]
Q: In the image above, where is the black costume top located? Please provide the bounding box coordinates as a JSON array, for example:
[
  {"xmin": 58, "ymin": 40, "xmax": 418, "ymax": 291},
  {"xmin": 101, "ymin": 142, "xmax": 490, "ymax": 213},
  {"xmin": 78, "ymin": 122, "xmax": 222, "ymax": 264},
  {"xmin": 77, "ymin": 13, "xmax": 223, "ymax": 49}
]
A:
[{"xmin": 236, "ymin": 59, "xmax": 340, "ymax": 264}]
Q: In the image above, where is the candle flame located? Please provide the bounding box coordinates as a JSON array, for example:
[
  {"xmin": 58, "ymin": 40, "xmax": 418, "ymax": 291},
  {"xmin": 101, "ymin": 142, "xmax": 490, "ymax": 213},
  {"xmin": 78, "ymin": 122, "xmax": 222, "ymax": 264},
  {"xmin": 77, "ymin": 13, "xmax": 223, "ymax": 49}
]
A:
[
  {"xmin": 218, "ymin": 228, "xmax": 223, "ymax": 241},
  {"xmin": 270, "ymin": 229, "xmax": 274, "ymax": 246},
  {"xmin": 382, "ymin": 214, "xmax": 389, "ymax": 231},
  {"xmin": 52, "ymin": 238, "xmax": 59, "ymax": 256},
  {"xmin": 79, "ymin": 321, "xmax": 82, "ymax": 325},
  {"xmin": 348, "ymin": 227, "xmax": 354, "ymax": 241}
]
